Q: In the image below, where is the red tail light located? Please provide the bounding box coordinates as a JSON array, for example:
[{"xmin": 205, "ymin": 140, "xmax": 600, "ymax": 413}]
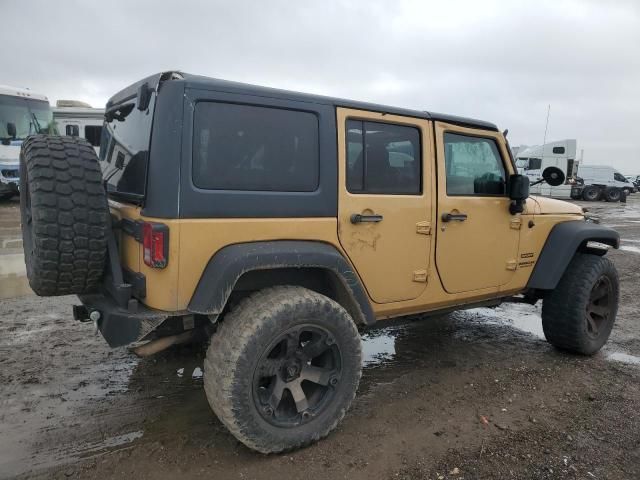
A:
[{"xmin": 143, "ymin": 222, "xmax": 169, "ymax": 268}]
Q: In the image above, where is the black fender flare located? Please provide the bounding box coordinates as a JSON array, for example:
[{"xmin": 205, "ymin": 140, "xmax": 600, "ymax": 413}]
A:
[
  {"xmin": 188, "ymin": 240, "xmax": 375, "ymax": 325},
  {"xmin": 526, "ymin": 220, "xmax": 619, "ymax": 290}
]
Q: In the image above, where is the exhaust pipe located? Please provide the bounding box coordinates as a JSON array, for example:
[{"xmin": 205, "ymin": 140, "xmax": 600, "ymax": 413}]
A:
[{"xmin": 132, "ymin": 330, "xmax": 193, "ymax": 357}]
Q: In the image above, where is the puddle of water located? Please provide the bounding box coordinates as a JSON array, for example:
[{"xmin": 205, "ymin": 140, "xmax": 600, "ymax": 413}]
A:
[
  {"xmin": 620, "ymin": 245, "xmax": 640, "ymax": 254},
  {"xmin": 0, "ymin": 252, "xmax": 32, "ymax": 299},
  {"xmin": 607, "ymin": 352, "xmax": 640, "ymax": 365},
  {"xmin": 361, "ymin": 330, "xmax": 397, "ymax": 366},
  {"xmin": 472, "ymin": 303, "xmax": 546, "ymax": 339}
]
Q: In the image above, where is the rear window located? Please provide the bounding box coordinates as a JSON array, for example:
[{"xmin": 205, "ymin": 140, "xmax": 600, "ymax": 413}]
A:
[
  {"xmin": 100, "ymin": 92, "xmax": 155, "ymax": 201},
  {"xmin": 192, "ymin": 102, "xmax": 319, "ymax": 192}
]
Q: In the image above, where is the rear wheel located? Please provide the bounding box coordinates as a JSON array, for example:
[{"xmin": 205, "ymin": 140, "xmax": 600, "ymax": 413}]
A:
[
  {"xmin": 604, "ymin": 187, "xmax": 621, "ymax": 202},
  {"xmin": 582, "ymin": 185, "xmax": 600, "ymax": 201},
  {"xmin": 542, "ymin": 253, "xmax": 618, "ymax": 355},
  {"xmin": 20, "ymin": 135, "xmax": 108, "ymax": 296},
  {"xmin": 204, "ymin": 286, "xmax": 362, "ymax": 453}
]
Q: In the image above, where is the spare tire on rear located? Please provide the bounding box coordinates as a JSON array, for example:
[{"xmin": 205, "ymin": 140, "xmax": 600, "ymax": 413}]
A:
[{"xmin": 20, "ymin": 135, "xmax": 109, "ymax": 296}]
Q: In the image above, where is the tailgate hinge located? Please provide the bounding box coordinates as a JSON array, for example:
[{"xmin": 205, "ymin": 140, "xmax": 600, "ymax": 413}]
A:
[
  {"xmin": 413, "ymin": 269, "xmax": 428, "ymax": 283},
  {"xmin": 416, "ymin": 221, "xmax": 431, "ymax": 235}
]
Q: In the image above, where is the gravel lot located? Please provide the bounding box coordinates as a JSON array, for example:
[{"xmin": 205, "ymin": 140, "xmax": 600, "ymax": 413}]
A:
[{"xmin": 1, "ymin": 196, "xmax": 639, "ymax": 480}]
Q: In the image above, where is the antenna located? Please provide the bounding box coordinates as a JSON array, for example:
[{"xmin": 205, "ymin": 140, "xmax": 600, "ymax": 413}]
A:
[{"xmin": 542, "ymin": 104, "xmax": 551, "ymax": 154}]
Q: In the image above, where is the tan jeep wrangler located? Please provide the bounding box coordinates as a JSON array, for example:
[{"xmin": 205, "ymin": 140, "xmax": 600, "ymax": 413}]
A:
[{"xmin": 19, "ymin": 71, "xmax": 620, "ymax": 453}]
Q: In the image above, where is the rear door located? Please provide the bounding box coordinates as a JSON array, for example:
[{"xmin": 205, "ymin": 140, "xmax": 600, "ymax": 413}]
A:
[
  {"xmin": 337, "ymin": 108, "xmax": 433, "ymax": 303},
  {"xmin": 434, "ymin": 122, "xmax": 520, "ymax": 293}
]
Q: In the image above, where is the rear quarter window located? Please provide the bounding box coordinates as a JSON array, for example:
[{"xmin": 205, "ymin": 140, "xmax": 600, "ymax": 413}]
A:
[{"xmin": 192, "ymin": 102, "xmax": 319, "ymax": 192}]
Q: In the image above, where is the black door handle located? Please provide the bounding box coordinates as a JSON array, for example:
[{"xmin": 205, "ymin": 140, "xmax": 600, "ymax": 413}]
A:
[
  {"xmin": 441, "ymin": 212, "xmax": 468, "ymax": 222},
  {"xmin": 351, "ymin": 213, "xmax": 383, "ymax": 224}
]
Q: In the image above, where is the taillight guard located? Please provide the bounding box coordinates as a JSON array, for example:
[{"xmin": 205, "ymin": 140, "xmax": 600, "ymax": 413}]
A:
[{"xmin": 142, "ymin": 222, "xmax": 169, "ymax": 268}]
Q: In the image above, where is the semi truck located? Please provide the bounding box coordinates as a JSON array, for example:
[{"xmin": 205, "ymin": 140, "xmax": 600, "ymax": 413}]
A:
[{"xmin": 514, "ymin": 139, "xmax": 578, "ymax": 199}]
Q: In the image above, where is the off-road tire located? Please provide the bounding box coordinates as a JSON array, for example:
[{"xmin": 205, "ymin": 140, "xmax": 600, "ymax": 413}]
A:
[
  {"xmin": 604, "ymin": 187, "xmax": 621, "ymax": 202},
  {"xmin": 582, "ymin": 185, "xmax": 600, "ymax": 201},
  {"xmin": 204, "ymin": 286, "xmax": 362, "ymax": 453},
  {"xmin": 20, "ymin": 135, "xmax": 108, "ymax": 296},
  {"xmin": 542, "ymin": 253, "xmax": 618, "ymax": 355}
]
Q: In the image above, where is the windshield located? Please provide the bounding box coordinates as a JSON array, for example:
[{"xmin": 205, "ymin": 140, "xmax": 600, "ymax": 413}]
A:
[{"xmin": 0, "ymin": 94, "xmax": 57, "ymax": 141}]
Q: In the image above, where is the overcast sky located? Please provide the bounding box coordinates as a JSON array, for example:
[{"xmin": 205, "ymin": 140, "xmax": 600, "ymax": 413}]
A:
[{"xmin": 3, "ymin": 0, "xmax": 639, "ymax": 171}]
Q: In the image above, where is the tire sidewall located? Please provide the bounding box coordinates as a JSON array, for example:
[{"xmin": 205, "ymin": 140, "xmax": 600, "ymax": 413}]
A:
[{"xmin": 207, "ymin": 293, "xmax": 362, "ymax": 450}]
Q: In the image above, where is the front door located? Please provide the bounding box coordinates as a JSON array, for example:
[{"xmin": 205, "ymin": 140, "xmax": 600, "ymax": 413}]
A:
[
  {"xmin": 434, "ymin": 122, "xmax": 520, "ymax": 294},
  {"xmin": 337, "ymin": 108, "xmax": 432, "ymax": 303}
]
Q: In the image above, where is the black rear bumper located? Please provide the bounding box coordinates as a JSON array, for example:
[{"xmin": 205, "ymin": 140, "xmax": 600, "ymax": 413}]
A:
[{"xmin": 75, "ymin": 293, "xmax": 168, "ymax": 347}]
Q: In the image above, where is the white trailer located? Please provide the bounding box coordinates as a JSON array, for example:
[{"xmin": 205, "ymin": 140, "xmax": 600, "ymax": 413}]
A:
[
  {"xmin": 0, "ymin": 85, "xmax": 56, "ymax": 200},
  {"xmin": 514, "ymin": 139, "xmax": 579, "ymax": 198},
  {"xmin": 53, "ymin": 101, "xmax": 104, "ymax": 154}
]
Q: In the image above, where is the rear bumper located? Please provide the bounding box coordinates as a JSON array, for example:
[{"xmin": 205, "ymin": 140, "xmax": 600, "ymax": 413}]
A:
[{"xmin": 75, "ymin": 293, "xmax": 168, "ymax": 347}]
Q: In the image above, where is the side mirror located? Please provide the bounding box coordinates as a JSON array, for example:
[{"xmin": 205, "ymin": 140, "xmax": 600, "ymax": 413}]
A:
[
  {"xmin": 542, "ymin": 166, "xmax": 565, "ymax": 186},
  {"xmin": 7, "ymin": 122, "xmax": 16, "ymax": 139},
  {"xmin": 508, "ymin": 174, "xmax": 529, "ymax": 214},
  {"xmin": 509, "ymin": 174, "xmax": 530, "ymax": 201}
]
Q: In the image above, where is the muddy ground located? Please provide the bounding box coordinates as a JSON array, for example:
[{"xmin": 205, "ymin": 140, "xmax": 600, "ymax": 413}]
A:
[{"xmin": 1, "ymin": 196, "xmax": 640, "ymax": 480}]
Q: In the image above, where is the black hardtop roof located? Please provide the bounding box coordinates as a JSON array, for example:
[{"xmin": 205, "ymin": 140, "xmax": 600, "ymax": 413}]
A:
[{"xmin": 108, "ymin": 71, "xmax": 498, "ymax": 132}]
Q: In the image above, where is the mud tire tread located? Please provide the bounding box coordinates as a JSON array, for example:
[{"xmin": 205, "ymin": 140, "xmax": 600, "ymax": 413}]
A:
[
  {"xmin": 20, "ymin": 135, "xmax": 108, "ymax": 296},
  {"xmin": 203, "ymin": 286, "xmax": 362, "ymax": 454},
  {"xmin": 541, "ymin": 253, "xmax": 618, "ymax": 355}
]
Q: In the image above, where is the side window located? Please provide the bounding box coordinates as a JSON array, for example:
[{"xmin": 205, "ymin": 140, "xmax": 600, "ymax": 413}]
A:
[
  {"xmin": 193, "ymin": 102, "xmax": 319, "ymax": 192},
  {"xmin": 65, "ymin": 124, "xmax": 79, "ymax": 137},
  {"xmin": 552, "ymin": 146, "xmax": 565, "ymax": 154},
  {"xmin": 347, "ymin": 120, "xmax": 421, "ymax": 194},
  {"xmin": 528, "ymin": 158, "xmax": 542, "ymax": 170},
  {"xmin": 84, "ymin": 125, "xmax": 102, "ymax": 147},
  {"xmin": 614, "ymin": 172, "xmax": 626, "ymax": 182},
  {"xmin": 444, "ymin": 132, "xmax": 506, "ymax": 196}
]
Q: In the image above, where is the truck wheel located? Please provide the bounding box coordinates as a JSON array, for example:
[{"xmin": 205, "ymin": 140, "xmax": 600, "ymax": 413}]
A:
[
  {"xmin": 582, "ymin": 185, "xmax": 600, "ymax": 201},
  {"xmin": 622, "ymin": 187, "xmax": 632, "ymax": 196},
  {"xmin": 541, "ymin": 253, "xmax": 618, "ymax": 355},
  {"xmin": 604, "ymin": 188, "xmax": 621, "ymax": 202},
  {"xmin": 204, "ymin": 286, "xmax": 362, "ymax": 453},
  {"xmin": 20, "ymin": 135, "xmax": 108, "ymax": 296}
]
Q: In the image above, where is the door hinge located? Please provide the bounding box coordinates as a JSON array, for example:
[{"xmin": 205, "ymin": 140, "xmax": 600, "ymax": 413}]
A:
[
  {"xmin": 506, "ymin": 260, "xmax": 518, "ymax": 271},
  {"xmin": 416, "ymin": 221, "xmax": 431, "ymax": 235},
  {"xmin": 510, "ymin": 217, "xmax": 522, "ymax": 230},
  {"xmin": 413, "ymin": 269, "xmax": 428, "ymax": 283}
]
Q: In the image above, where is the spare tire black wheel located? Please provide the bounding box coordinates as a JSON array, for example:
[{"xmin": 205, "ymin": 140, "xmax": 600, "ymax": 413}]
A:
[
  {"xmin": 604, "ymin": 187, "xmax": 621, "ymax": 203},
  {"xmin": 20, "ymin": 135, "xmax": 109, "ymax": 296},
  {"xmin": 582, "ymin": 185, "xmax": 600, "ymax": 201}
]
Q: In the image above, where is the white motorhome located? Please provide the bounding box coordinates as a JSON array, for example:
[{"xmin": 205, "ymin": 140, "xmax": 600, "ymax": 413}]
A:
[
  {"xmin": 0, "ymin": 85, "xmax": 56, "ymax": 200},
  {"xmin": 514, "ymin": 139, "xmax": 578, "ymax": 198},
  {"xmin": 53, "ymin": 101, "xmax": 104, "ymax": 154}
]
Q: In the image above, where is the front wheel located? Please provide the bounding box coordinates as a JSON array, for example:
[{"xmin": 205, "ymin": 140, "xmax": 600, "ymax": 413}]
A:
[
  {"xmin": 542, "ymin": 253, "xmax": 619, "ymax": 355},
  {"xmin": 204, "ymin": 286, "xmax": 362, "ymax": 453}
]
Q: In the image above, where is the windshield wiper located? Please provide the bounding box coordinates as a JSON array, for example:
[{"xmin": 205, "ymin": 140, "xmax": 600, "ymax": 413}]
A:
[{"xmin": 105, "ymin": 102, "xmax": 135, "ymax": 123}]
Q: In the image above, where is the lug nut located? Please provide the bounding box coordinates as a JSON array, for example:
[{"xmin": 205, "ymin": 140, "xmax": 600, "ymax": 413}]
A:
[
  {"xmin": 326, "ymin": 336, "xmax": 335, "ymax": 345},
  {"xmin": 263, "ymin": 406, "xmax": 274, "ymax": 416},
  {"xmin": 329, "ymin": 377, "xmax": 339, "ymax": 386},
  {"xmin": 302, "ymin": 411, "xmax": 311, "ymax": 419}
]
